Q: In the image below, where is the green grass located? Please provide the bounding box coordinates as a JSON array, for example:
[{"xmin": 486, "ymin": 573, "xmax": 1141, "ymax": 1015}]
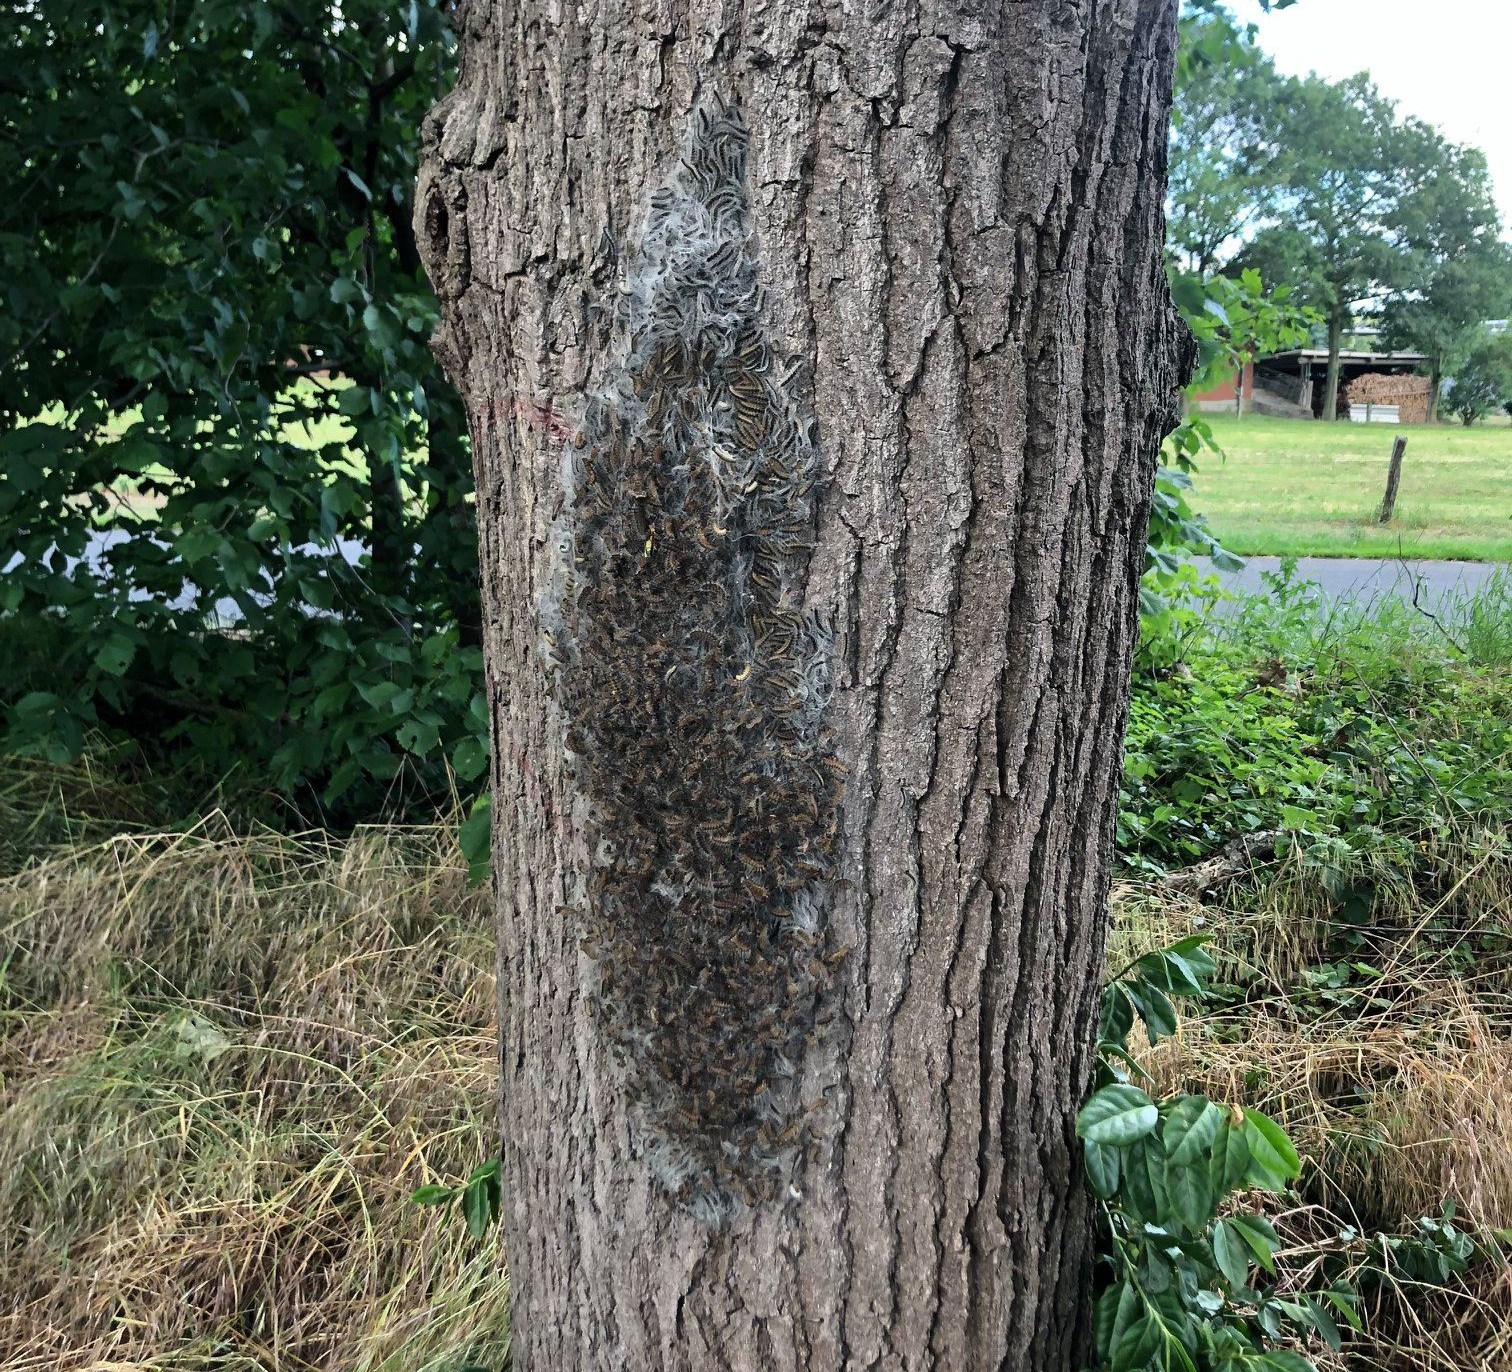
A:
[{"xmin": 1189, "ymin": 414, "xmax": 1512, "ymax": 561}]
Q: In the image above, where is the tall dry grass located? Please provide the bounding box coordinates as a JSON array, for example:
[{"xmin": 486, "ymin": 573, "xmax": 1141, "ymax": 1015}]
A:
[
  {"xmin": 3, "ymin": 780, "xmax": 1508, "ymax": 1369},
  {"xmin": 1118, "ymin": 831, "xmax": 1512, "ymax": 1371},
  {"xmin": 0, "ymin": 818, "xmax": 506, "ymax": 1371}
]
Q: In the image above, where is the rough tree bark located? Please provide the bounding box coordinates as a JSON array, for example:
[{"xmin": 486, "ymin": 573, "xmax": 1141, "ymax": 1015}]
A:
[{"xmin": 415, "ymin": 3, "xmax": 1190, "ymax": 1368}]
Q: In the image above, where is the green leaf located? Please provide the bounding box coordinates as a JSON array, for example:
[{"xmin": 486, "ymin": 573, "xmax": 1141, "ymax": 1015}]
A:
[
  {"xmin": 1301, "ymin": 1295, "xmax": 1343, "ymax": 1351},
  {"xmin": 460, "ymin": 1158, "xmax": 502, "ymax": 1239},
  {"xmin": 1211, "ymin": 1219, "xmax": 1250, "ymax": 1289},
  {"xmin": 298, "ymin": 576, "xmax": 334, "ymax": 610},
  {"xmin": 1166, "ymin": 1152, "xmax": 1216, "ymax": 1233},
  {"xmin": 1126, "ymin": 980, "xmax": 1179, "ymax": 1042},
  {"xmin": 1229, "ymin": 1213, "xmax": 1280, "ymax": 1274},
  {"xmin": 1243, "ymin": 1108, "xmax": 1302, "ymax": 1191},
  {"xmin": 1095, "ymin": 1281, "xmax": 1139, "ymax": 1362},
  {"xmin": 1078, "ymin": 1085, "xmax": 1160, "ymax": 1146},
  {"xmin": 1084, "ymin": 1138, "xmax": 1120, "ymax": 1199},
  {"xmin": 397, "ymin": 716, "xmax": 441, "ymax": 757},
  {"xmin": 459, "ymin": 793, "xmax": 492, "ymax": 885},
  {"xmin": 1323, "ymin": 1286, "xmax": 1364, "ymax": 1332},
  {"xmin": 1121, "ymin": 1137, "xmax": 1171, "ymax": 1225},
  {"xmin": 94, "ymin": 633, "xmax": 137, "ymax": 676},
  {"xmin": 1135, "ymin": 948, "xmax": 1206, "ymax": 997},
  {"xmin": 452, "ymin": 732, "xmax": 489, "ymax": 782},
  {"xmin": 411, "ymin": 1183, "xmax": 456, "ymax": 1206},
  {"xmin": 1112, "ymin": 1314, "xmax": 1161, "ymax": 1372},
  {"xmin": 1100, "ymin": 983, "xmax": 1135, "ymax": 1046},
  {"xmin": 1210, "ymin": 1114, "xmax": 1252, "ymax": 1196},
  {"xmin": 1259, "ymin": 1354, "xmax": 1316, "ymax": 1372},
  {"xmin": 1163, "ymin": 1096, "xmax": 1223, "ymax": 1167}
]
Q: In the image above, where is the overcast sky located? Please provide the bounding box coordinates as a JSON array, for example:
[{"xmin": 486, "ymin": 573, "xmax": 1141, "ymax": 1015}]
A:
[{"xmin": 1230, "ymin": 0, "xmax": 1512, "ymax": 227}]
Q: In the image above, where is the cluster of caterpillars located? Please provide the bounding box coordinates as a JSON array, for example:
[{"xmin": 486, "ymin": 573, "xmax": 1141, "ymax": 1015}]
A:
[{"xmin": 541, "ymin": 96, "xmax": 844, "ymax": 1224}]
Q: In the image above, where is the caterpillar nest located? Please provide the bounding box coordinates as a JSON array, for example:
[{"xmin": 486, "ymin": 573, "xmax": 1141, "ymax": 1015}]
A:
[{"xmin": 542, "ymin": 95, "xmax": 845, "ymax": 1224}]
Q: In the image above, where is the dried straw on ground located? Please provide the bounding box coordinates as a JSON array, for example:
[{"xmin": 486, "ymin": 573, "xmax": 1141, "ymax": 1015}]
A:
[{"xmin": 0, "ymin": 820, "xmax": 507, "ymax": 1372}]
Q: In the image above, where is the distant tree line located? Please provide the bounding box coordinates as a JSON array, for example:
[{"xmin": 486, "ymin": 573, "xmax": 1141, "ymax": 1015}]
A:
[{"xmin": 1170, "ymin": 3, "xmax": 1512, "ymax": 422}]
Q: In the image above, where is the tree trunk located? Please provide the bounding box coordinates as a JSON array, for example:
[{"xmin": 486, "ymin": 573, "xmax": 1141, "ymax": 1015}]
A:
[
  {"xmin": 1323, "ymin": 310, "xmax": 1344, "ymax": 421},
  {"xmin": 414, "ymin": 3, "xmax": 1189, "ymax": 1369}
]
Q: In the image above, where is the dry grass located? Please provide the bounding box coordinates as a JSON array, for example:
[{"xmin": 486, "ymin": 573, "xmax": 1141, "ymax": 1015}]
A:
[
  {"xmin": 1116, "ymin": 832, "xmax": 1512, "ymax": 1370},
  {"xmin": 3, "ymin": 775, "xmax": 1509, "ymax": 1370},
  {"xmin": 0, "ymin": 818, "xmax": 506, "ymax": 1372}
]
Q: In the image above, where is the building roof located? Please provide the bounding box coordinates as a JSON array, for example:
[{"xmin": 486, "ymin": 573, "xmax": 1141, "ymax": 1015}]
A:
[{"xmin": 1260, "ymin": 348, "xmax": 1428, "ymax": 366}]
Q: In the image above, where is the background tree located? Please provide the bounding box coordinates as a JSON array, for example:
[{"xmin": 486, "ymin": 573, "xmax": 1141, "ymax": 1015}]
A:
[
  {"xmin": 415, "ymin": 1, "xmax": 1191, "ymax": 1367},
  {"xmin": 1445, "ymin": 329, "xmax": 1512, "ymax": 425},
  {"xmin": 1239, "ymin": 73, "xmax": 1409, "ymax": 420},
  {"xmin": 1, "ymin": 0, "xmax": 479, "ymax": 818},
  {"xmin": 1167, "ymin": 5, "xmax": 1284, "ymax": 276},
  {"xmin": 1380, "ymin": 134, "xmax": 1511, "ymax": 420}
]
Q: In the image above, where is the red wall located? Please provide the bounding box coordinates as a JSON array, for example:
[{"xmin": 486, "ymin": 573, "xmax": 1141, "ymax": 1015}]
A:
[{"xmin": 1191, "ymin": 359, "xmax": 1253, "ymax": 404}]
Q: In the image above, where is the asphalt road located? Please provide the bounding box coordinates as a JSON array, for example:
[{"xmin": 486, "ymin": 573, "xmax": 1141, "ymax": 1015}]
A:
[{"xmin": 1195, "ymin": 555, "xmax": 1505, "ymax": 610}]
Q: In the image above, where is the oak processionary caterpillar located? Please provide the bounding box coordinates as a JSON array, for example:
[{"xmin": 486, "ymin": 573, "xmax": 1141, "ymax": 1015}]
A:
[{"xmin": 540, "ymin": 95, "xmax": 844, "ymax": 1225}]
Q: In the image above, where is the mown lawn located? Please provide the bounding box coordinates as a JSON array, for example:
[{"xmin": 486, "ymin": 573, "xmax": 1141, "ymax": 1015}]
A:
[{"xmin": 1189, "ymin": 413, "xmax": 1512, "ymax": 561}]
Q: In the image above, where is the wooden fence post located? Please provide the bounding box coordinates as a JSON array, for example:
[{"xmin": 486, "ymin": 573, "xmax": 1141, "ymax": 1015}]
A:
[{"xmin": 1379, "ymin": 435, "xmax": 1407, "ymax": 523}]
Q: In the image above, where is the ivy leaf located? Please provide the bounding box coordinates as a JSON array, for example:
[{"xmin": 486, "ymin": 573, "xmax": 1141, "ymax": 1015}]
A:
[
  {"xmin": 1135, "ymin": 947, "xmax": 1206, "ymax": 997},
  {"xmin": 1078, "ymin": 1085, "xmax": 1159, "ymax": 1146}
]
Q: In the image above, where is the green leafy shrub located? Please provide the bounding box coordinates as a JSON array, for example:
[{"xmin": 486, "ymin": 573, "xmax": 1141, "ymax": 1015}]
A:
[
  {"xmin": 1083, "ymin": 937, "xmax": 1359, "ymax": 1371},
  {"xmin": 1122, "ymin": 568, "xmax": 1512, "ymax": 875},
  {"xmin": 0, "ymin": 0, "xmax": 482, "ymax": 822}
]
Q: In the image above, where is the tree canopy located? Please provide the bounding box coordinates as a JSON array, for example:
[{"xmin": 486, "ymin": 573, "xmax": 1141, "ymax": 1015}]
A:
[{"xmin": 1170, "ymin": 5, "xmax": 1508, "ymax": 419}]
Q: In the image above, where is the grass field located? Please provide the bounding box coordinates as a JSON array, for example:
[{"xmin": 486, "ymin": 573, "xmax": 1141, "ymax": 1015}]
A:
[{"xmin": 1190, "ymin": 414, "xmax": 1512, "ymax": 562}]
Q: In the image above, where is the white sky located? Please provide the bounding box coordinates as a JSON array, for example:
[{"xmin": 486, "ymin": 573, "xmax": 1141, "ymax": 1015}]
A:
[{"xmin": 1230, "ymin": 0, "xmax": 1512, "ymax": 227}]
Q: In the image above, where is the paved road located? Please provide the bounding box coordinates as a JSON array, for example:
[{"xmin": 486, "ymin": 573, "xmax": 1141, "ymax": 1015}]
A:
[{"xmin": 1195, "ymin": 555, "xmax": 1504, "ymax": 610}]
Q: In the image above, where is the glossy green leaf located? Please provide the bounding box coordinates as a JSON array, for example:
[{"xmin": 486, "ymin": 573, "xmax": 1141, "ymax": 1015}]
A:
[
  {"xmin": 1084, "ymin": 1138, "xmax": 1120, "ymax": 1199},
  {"xmin": 1243, "ymin": 1109, "xmax": 1302, "ymax": 1191},
  {"xmin": 1078, "ymin": 1085, "xmax": 1160, "ymax": 1146}
]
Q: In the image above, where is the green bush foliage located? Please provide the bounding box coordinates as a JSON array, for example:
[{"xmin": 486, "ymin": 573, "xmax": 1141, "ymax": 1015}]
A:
[
  {"xmin": 1084, "ymin": 938, "xmax": 1359, "ymax": 1372},
  {"xmin": 1, "ymin": 0, "xmax": 481, "ymax": 821},
  {"xmin": 1122, "ymin": 566, "xmax": 1512, "ymax": 874}
]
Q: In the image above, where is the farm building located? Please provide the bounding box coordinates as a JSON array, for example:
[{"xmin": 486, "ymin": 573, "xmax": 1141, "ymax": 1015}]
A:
[{"xmin": 1193, "ymin": 347, "xmax": 1429, "ymax": 419}]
